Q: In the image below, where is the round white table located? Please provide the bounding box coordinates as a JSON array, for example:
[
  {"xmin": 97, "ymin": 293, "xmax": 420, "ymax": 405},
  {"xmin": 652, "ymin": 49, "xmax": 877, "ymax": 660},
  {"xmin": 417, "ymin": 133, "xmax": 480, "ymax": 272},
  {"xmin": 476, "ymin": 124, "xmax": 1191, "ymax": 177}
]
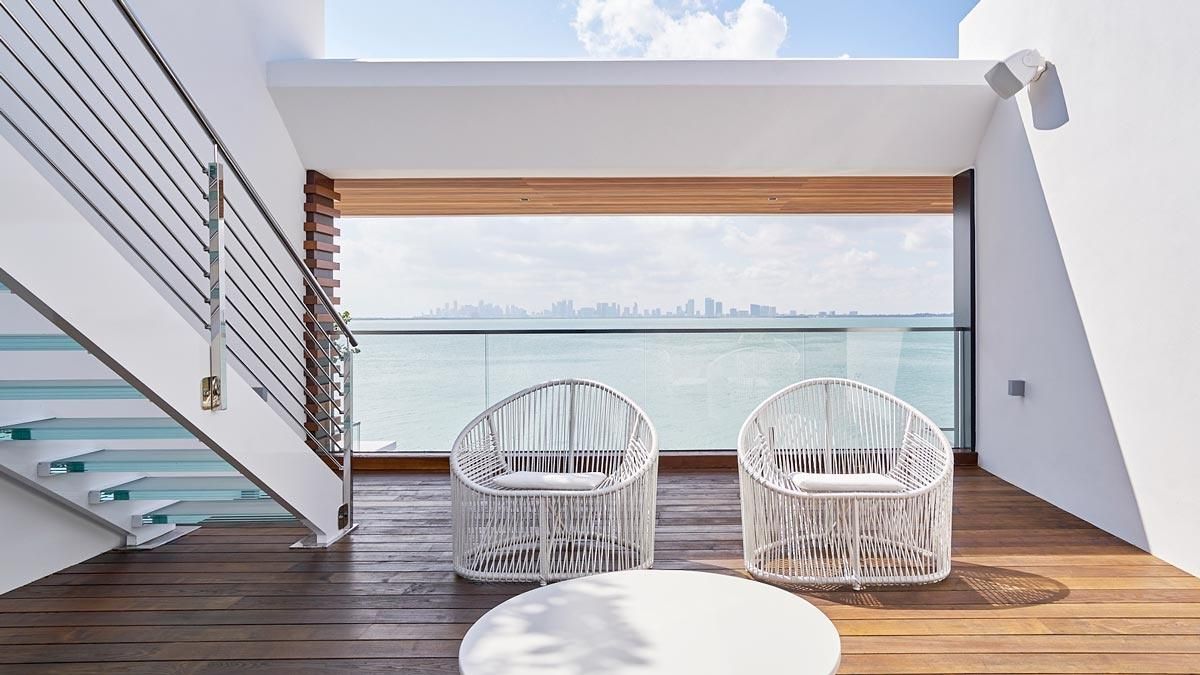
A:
[{"xmin": 459, "ymin": 569, "xmax": 841, "ymax": 675}]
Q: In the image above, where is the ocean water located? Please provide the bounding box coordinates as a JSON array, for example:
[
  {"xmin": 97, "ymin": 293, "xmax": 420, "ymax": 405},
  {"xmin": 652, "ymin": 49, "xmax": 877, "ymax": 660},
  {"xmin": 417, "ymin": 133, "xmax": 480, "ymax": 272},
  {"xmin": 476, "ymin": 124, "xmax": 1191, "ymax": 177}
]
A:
[{"xmin": 351, "ymin": 316, "xmax": 962, "ymax": 452}]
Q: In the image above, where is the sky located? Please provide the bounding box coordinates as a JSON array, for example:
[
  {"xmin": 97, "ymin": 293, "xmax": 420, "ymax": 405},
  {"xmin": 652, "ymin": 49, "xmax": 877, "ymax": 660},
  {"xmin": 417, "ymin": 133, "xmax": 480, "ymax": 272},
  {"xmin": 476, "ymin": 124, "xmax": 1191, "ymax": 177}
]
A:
[
  {"xmin": 326, "ymin": 0, "xmax": 981, "ymax": 60},
  {"xmin": 326, "ymin": 1, "xmax": 973, "ymax": 318},
  {"xmin": 340, "ymin": 215, "xmax": 954, "ymax": 317}
]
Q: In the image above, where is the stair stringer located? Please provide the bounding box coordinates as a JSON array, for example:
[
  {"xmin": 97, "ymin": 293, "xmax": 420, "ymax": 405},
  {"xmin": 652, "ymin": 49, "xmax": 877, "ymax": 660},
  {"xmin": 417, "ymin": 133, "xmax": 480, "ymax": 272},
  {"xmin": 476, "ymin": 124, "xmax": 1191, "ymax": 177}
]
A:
[{"xmin": 0, "ymin": 473, "xmax": 126, "ymax": 592}]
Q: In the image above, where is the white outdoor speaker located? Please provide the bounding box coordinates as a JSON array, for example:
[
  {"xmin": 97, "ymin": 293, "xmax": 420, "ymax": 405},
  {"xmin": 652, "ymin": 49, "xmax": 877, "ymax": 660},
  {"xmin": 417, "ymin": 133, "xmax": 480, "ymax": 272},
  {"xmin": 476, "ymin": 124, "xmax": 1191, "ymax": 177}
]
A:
[{"xmin": 985, "ymin": 49, "xmax": 1047, "ymax": 98}]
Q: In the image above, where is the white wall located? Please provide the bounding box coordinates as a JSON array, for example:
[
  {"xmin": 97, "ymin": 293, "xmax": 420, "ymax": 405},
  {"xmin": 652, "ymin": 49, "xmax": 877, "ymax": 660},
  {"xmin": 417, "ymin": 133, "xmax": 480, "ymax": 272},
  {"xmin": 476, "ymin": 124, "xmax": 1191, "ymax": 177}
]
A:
[
  {"xmin": 962, "ymin": 0, "xmax": 1200, "ymax": 575},
  {"xmin": 129, "ymin": 0, "xmax": 322, "ymax": 239},
  {"xmin": 0, "ymin": 477, "xmax": 124, "ymax": 592}
]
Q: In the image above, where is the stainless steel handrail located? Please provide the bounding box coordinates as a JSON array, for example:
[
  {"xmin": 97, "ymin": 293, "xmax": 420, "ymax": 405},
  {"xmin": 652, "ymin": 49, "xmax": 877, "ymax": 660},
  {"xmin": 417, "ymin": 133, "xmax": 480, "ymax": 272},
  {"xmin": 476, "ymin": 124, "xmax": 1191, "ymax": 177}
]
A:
[
  {"xmin": 104, "ymin": 0, "xmax": 356, "ymax": 463},
  {"xmin": 64, "ymin": 0, "xmax": 348, "ymax": 366},
  {"xmin": 355, "ymin": 325, "xmax": 967, "ymax": 336},
  {"xmin": 0, "ymin": 1, "xmax": 356, "ymax": 464},
  {"xmin": 111, "ymin": 0, "xmax": 356, "ymax": 348}
]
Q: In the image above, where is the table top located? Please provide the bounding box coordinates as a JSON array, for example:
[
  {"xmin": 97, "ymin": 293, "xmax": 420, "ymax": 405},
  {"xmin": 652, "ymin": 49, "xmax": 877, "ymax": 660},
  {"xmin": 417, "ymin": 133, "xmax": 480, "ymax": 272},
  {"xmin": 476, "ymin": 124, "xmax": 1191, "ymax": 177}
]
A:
[{"xmin": 459, "ymin": 569, "xmax": 841, "ymax": 675}]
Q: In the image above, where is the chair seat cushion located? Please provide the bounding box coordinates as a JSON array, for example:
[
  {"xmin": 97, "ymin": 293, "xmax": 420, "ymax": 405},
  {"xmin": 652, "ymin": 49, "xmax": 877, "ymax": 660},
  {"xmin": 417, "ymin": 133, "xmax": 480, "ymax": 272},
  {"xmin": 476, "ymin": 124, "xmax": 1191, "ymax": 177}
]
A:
[
  {"xmin": 789, "ymin": 471, "xmax": 905, "ymax": 493},
  {"xmin": 492, "ymin": 471, "xmax": 607, "ymax": 491}
]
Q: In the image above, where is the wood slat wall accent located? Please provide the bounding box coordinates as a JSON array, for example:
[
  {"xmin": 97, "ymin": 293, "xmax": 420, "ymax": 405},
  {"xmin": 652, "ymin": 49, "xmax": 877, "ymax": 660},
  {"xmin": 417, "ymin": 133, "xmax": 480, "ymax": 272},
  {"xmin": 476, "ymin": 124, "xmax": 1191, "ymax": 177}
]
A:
[
  {"xmin": 2, "ymin": 467, "xmax": 1197, "ymax": 673},
  {"xmin": 302, "ymin": 171, "xmax": 342, "ymax": 453},
  {"xmin": 333, "ymin": 176, "xmax": 955, "ymax": 216}
]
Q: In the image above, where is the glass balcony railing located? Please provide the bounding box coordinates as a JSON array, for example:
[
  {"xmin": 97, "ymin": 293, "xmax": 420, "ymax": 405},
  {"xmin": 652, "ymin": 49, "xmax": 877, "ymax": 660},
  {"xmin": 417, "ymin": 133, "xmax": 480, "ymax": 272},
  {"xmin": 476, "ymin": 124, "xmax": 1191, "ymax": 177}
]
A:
[{"xmin": 352, "ymin": 322, "xmax": 973, "ymax": 453}]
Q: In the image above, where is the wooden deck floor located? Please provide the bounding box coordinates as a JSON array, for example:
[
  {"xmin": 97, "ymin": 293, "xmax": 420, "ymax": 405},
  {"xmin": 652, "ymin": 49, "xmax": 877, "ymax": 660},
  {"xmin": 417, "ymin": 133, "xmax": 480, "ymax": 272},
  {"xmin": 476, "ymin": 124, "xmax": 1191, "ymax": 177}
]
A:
[{"xmin": 1, "ymin": 467, "xmax": 1198, "ymax": 674}]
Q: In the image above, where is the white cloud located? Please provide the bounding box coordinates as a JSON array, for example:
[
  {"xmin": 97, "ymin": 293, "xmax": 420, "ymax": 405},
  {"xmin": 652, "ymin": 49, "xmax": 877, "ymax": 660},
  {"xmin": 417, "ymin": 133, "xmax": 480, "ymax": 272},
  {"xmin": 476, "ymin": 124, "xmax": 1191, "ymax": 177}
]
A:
[
  {"xmin": 902, "ymin": 219, "xmax": 954, "ymax": 252},
  {"xmin": 339, "ymin": 214, "xmax": 954, "ymax": 317},
  {"xmin": 572, "ymin": 0, "xmax": 788, "ymax": 58},
  {"xmin": 827, "ymin": 248, "xmax": 880, "ymax": 267}
]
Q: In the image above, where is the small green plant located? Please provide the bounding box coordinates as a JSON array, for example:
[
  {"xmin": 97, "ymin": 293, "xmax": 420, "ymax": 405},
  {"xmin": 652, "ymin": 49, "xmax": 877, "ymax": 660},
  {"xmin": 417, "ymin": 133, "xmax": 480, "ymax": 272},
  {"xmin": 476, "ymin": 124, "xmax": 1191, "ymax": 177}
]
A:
[{"xmin": 336, "ymin": 309, "xmax": 358, "ymax": 357}]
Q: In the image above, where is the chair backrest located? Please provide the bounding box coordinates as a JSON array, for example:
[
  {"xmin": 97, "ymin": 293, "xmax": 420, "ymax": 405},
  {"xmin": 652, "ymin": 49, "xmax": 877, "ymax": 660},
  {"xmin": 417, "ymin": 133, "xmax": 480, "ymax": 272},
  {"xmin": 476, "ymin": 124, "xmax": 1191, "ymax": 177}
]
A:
[
  {"xmin": 739, "ymin": 379, "xmax": 951, "ymax": 488},
  {"xmin": 457, "ymin": 380, "xmax": 656, "ymax": 482}
]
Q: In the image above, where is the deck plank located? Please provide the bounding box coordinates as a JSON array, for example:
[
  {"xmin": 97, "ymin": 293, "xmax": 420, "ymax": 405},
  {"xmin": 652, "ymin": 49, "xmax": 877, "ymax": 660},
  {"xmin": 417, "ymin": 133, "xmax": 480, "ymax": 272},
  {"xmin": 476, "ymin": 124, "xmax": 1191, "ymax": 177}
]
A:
[{"xmin": 0, "ymin": 466, "xmax": 1197, "ymax": 673}]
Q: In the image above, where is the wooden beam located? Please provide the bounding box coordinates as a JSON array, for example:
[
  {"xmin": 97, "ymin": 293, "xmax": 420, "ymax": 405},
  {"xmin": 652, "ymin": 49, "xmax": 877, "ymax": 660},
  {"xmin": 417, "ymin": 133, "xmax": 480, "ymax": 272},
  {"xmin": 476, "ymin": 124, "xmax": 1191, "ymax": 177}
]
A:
[
  {"xmin": 303, "ymin": 221, "xmax": 341, "ymax": 237},
  {"xmin": 302, "ymin": 170, "xmax": 342, "ymax": 458},
  {"xmin": 303, "ymin": 294, "xmax": 341, "ymax": 305},
  {"xmin": 303, "ymin": 201, "xmax": 341, "ymax": 218},
  {"xmin": 302, "ymin": 240, "xmax": 341, "ymax": 254},
  {"xmin": 303, "ymin": 258, "xmax": 340, "ymax": 271},
  {"xmin": 333, "ymin": 176, "xmax": 954, "ymax": 217},
  {"xmin": 303, "ymin": 183, "xmax": 342, "ymax": 202}
]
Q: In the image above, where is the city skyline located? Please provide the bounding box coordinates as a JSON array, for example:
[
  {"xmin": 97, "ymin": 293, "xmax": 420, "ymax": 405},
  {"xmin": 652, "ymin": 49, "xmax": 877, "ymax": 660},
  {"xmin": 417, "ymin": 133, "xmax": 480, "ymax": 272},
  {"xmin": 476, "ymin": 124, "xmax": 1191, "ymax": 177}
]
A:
[
  {"xmin": 340, "ymin": 214, "xmax": 955, "ymax": 318},
  {"xmin": 421, "ymin": 297, "xmax": 843, "ymax": 319},
  {"xmin": 404, "ymin": 295, "xmax": 929, "ymax": 320}
]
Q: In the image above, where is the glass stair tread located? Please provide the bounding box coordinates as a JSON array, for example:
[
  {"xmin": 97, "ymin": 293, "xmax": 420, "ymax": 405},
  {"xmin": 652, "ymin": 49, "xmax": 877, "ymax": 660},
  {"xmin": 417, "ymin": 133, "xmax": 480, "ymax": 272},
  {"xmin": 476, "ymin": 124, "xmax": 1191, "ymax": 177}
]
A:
[
  {"xmin": 0, "ymin": 335, "xmax": 82, "ymax": 351},
  {"xmin": 94, "ymin": 475, "xmax": 267, "ymax": 502},
  {"xmin": 3, "ymin": 417, "xmax": 178, "ymax": 429},
  {"xmin": 0, "ymin": 380, "xmax": 142, "ymax": 400},
  {"xmin": 1, "ymin": 417, "xmax": 191, "ymax": 441},
  {"xmin": 141, "ymin": 500, "xmax": 293, "ymax": 525},
  {"xmin": 43, "ymin": 449, "xmax": 229, "ymax": 474}
]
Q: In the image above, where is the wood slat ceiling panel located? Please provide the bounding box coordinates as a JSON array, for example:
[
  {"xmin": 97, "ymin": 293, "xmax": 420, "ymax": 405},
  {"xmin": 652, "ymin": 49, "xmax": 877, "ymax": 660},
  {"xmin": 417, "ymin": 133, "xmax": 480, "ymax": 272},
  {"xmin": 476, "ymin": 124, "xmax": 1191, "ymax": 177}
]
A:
[{"xmin": 333, "ymin": 176, "xmax": 954, "ymax": 216}]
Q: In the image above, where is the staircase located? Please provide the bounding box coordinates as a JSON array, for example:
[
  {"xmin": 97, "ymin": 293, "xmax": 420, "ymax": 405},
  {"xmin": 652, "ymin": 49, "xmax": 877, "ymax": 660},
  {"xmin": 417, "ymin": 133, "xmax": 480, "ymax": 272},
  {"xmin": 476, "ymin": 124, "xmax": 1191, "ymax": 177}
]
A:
[
  {"xmin": 0, "ymin": 283, "xmax": 295, "ymax": 548},
  {"xmin": 0, "ymin": 0, "xmax": 357, "ymax": 588}
]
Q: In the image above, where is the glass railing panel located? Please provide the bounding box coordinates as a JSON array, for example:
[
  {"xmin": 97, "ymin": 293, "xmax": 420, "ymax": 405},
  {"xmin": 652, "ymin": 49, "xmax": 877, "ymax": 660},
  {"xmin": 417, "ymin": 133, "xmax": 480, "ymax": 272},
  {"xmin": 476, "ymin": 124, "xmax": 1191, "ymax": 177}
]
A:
[
  {"xmin": 820, "ymin": 330, "xmax": 956, "ymax": 432},
  {"xmin": 354, "ymin": 333, "xmax": 485, "ymax": 452},
  {"xmin": 354, "ymin": 326, "xmax": 968, "ymax": 453},
  {"xmin": 484, "ymin": 333, "xmax": 650, "ymax": 411},
  {"xmin": 642, "ymin": 331, "xmax": 802, "ymax": 451},
  {"xmin": 640, "ymin": 329, "xmax": 957, "ymax": 450}
]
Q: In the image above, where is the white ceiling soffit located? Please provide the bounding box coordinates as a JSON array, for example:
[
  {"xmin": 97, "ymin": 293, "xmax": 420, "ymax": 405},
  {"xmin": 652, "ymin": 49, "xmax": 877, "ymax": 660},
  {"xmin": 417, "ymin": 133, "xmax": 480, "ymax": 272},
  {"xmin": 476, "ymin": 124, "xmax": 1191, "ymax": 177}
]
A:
[{"xmin": 267, "ymin": 59, "xmax": 999, "ymax": 178}]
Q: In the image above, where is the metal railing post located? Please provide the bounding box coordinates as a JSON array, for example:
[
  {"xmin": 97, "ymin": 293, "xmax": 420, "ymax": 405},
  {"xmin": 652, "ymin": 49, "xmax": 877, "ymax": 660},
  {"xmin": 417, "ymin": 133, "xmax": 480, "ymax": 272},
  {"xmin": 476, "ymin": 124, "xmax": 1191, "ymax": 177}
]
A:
[
  {"xmin": 954, "ymin": 328, "xmax": 975, "ymax": 450},
  {"xmin": 340, "ymin": 347, "xmax": 355, "ymax": 530},
  {"xmin": 324, "ymin": 331, "xmax": 335, "ymax": 453},
  {"xmin": 202, "ymin": 155, "xmax": 227, "ymax": 411}
]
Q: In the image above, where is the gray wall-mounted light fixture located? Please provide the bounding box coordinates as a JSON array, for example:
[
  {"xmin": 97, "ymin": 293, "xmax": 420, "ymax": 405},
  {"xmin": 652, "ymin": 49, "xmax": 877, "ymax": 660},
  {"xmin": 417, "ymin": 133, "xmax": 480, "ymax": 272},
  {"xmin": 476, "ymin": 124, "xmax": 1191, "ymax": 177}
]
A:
[
  {"xmin": 1008, "ymin": 380, "xmax": 1026, "ymax": 397},
  {"xmin": 986, "ymin": 49, "xmax": 1047, "ymax": 98},
  {"xmin": 985, "ymin": 48, "xmax": 1069, "ymax": 130}
]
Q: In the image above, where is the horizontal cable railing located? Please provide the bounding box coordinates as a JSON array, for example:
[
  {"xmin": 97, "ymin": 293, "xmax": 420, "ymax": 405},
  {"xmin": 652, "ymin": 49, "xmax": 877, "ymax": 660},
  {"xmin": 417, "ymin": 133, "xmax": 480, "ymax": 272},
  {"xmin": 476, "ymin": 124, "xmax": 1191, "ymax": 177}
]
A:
[
  {"xmin": 351, "ymin": 325, "xmax": 973, "ymax": 453},
  {"xmin": 0, "ymin": 1, "xmax": 356, "ymax": 484}
]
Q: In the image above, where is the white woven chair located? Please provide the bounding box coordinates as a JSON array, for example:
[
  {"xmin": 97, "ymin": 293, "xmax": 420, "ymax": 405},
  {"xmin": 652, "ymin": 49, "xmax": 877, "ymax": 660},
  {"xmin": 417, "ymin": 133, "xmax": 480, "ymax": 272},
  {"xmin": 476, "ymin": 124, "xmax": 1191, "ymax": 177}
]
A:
[
  {"xmin": 451, "ymin": 379, "xmax": 659, "ymax": 584},
  {"xmin": 738, "ymin": 378, "xmax": 953, "ymax": 589}
]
